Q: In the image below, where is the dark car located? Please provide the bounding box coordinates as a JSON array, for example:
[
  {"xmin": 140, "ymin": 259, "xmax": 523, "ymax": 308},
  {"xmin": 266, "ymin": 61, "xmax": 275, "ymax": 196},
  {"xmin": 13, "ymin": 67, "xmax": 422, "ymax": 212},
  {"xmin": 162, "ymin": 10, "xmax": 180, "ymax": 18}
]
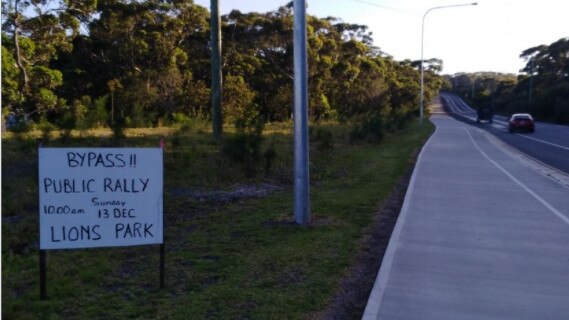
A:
[
  {"xmin": 476, "ymin": 106, "xmax": 494, "ymax": 123},
  {"xmin": 508, "ymin": 113, "xmax": 535, "ymax": 133}
]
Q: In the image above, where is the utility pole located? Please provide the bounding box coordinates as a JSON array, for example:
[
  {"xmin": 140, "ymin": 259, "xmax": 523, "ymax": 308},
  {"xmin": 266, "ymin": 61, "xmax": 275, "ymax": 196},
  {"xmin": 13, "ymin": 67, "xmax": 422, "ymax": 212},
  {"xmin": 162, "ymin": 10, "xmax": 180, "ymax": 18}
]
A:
[
  {"xmin": 471, "ymin": 77, "xmax": 475, "ymax": 100},
  {"xmin": 528, "ymin": 59, "xmax": 534, "ymax": 103},
  {"xmin": 293, "ymin": 0, "xmax": 310, "ymax": 225},
  {"xmin": 210, "ymin": 0, "xmax": 223, "ymax": 141}
]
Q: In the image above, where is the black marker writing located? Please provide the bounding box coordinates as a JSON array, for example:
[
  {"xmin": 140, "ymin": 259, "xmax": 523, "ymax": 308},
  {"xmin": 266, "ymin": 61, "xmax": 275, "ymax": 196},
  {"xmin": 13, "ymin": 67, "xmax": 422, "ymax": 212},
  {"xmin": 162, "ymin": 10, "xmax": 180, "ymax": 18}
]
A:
[
  {"xmin": 51, "ymin": 225, "xmax": 101, "ymax": 242},
  {"xmin": 67, "ymin": 152, "xmax": 128, "ymax": 168},
  {"xmin": 103, "ymin": 178, "xmax": 149, "ymax": 193},
  {"xmin": 43, "ymin": 178, "xmax": 95, "ymax": 193},
  {"xmin": 115, "ymin": 223, "xmax": 153, "ymax": 238}
]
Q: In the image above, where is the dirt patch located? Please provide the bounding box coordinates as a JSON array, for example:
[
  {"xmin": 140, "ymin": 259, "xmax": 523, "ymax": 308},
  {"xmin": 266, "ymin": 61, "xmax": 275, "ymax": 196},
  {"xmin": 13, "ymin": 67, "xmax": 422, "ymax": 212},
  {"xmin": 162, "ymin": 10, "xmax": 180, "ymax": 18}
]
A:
[
  {"xmin": 313, "ymin": 157, "xmax": 417, "ymax": 320},
  {"xmin": 262, "ymin": 214, "xmax": 343, "ymax": 228},
  {"xmin": 170, "ymin": 183, "xmax": 283, "ymax": 204}
]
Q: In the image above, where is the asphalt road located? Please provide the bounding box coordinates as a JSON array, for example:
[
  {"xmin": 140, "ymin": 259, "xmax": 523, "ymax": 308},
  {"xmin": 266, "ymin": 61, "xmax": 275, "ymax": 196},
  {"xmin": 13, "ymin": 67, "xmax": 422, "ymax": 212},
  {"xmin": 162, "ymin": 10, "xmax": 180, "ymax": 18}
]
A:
[
  {"xmin": 363, "ymin": 105, "xmax": 569, "ymax": 319},
  {"xmin": 440, "ymin": 93, "xmax": 569, "ymax": 174}
]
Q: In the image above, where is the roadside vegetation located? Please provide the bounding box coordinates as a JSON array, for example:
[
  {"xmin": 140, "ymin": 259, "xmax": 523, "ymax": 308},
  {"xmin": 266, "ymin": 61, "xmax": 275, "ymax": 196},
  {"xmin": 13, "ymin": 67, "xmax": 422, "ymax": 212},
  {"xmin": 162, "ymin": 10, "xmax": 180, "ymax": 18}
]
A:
[
  {"xmin": 2, "ymin": 1, "xmax": 443, "ymax": 318},
  {"xmin": 1, "ymin": 1, "xmax": 444, "ymax": 133},
  {"xmin": 445, "ymin": 37, "xmax": 569, "ymax": 124},
  {"xmin": 2, "ymin": 120, "xmax": 434, "ymax": 319}
]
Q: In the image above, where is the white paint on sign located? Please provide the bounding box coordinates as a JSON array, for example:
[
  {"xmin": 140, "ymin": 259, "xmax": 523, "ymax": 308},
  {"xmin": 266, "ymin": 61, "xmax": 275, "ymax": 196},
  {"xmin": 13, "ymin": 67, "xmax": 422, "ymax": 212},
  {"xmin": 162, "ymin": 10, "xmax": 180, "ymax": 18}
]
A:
[{"xmin": 39, "ymin": 148, "xmax": 163, "ymax": 250}]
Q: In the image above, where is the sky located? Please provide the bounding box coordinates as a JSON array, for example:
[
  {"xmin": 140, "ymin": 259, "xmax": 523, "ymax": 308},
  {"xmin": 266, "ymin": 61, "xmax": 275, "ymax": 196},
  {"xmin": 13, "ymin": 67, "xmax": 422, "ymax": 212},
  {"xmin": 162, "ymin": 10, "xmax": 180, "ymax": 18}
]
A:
[{"xmin": 193, "ymin": 0, "xmax": 569, "ymax": 75}]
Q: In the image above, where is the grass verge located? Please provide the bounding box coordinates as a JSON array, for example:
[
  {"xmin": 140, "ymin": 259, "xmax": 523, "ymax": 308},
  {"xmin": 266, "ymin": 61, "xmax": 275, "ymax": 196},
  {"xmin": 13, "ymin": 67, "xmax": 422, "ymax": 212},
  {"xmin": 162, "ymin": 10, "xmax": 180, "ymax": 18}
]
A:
[{"xmin": 2, "ymin": 120, "xmax": 434, "ymax": 319}]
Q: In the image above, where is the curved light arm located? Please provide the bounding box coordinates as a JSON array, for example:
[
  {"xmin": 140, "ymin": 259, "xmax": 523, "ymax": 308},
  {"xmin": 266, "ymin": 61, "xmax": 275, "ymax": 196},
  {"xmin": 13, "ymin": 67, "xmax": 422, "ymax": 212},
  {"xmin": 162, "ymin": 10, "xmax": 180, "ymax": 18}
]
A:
[
  {"xmin": 423, "ymin": 3, "xmax": 478, "ymax": 21},
  {"xmin": 420, "ymin": 2, "xmax": 477, "ymax": 126}
]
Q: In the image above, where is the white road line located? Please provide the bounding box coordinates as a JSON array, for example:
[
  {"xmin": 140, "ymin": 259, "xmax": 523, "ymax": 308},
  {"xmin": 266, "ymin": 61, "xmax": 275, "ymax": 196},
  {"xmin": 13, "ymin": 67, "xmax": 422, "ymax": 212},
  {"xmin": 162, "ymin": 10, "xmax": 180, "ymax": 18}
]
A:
[
  {"xmin": 464, "ymin": 128, "xmax": 569, "ymax": 226},
  {"xmin": 515, "ymin": 133, "xmax": 569, "ymax": 151},
  {"xmin": 446, "ymin": 95, "xmax": 568, "ymax": 150},
  {"xmin": 482, "ymin": 130, "xmax": 569, "ymax": 189},
  {"xmin": 445, "ymin": 96, "xmax": 466, "ymax": 114}
]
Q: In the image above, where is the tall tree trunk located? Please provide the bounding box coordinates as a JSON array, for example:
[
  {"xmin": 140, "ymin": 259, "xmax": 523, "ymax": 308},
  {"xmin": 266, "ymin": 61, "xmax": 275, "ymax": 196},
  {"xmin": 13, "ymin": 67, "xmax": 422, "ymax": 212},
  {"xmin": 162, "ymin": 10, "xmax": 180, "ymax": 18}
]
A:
[
  {"xmin": 210, "ymin": 0, "xmax": 223, "ymax": 141},
  {"xmin": 13, "ymin": 11, "xmax": 30, "ymax": 94}
]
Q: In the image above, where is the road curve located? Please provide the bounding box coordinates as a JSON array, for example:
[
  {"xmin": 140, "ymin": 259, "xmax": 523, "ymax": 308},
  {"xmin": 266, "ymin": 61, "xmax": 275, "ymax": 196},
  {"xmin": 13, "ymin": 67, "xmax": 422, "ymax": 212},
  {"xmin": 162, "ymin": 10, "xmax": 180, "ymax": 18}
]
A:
[{"xmin": 440, "ymin": 93, "xmax": 569, "ymax": 174}]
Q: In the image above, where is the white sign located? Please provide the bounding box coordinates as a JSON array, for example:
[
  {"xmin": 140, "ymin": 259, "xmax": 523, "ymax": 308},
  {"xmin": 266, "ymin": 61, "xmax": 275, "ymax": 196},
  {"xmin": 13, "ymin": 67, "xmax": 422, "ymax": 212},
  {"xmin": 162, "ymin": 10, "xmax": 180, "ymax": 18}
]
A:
[{"xmin": 39, "ymin": 148, "xmax": 163, "ymax": 250}]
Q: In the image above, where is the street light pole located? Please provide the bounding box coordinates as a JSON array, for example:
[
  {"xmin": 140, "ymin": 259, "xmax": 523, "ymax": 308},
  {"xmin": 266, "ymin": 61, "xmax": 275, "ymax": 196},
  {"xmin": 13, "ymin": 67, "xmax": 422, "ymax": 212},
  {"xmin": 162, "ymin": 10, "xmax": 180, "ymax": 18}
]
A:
[
  {"xmin": 293, "ymin": 0, "xmax": 310, "ymax": 225},
  {"xmin": 420, "ymin": 2, "xmax": 477, "ymax": 127}
]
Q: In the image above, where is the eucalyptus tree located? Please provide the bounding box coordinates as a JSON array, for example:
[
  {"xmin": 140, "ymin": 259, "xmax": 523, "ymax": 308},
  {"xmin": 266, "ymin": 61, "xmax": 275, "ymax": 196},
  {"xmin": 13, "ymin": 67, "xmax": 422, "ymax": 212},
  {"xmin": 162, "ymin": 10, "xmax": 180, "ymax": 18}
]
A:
[
  {"xmin": 222, "ymin": 5, "xmax": 295, "ymax": 122},
  {"xmin": 1, "ymin": 0, "xmax": 96, "ymax": 117},
  {"xmin": 519, "ymin": 37, "xmax": 569, "ymax": 122},
  {"xmin": 85, "ymin": 0, "xmax": 210, "ymax": 124}
]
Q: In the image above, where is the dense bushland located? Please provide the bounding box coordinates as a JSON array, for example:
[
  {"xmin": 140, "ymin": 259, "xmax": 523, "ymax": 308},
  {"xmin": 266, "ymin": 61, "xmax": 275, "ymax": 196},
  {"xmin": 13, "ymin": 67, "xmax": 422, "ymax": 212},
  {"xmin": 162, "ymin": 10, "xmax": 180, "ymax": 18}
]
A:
[
  {"xmin": 2, "ymin": 0, "xmax": 444, "ymax": 133},
  {"xmin": 446, "ymin": 37, "xmax": 569, "ymax": 124}
]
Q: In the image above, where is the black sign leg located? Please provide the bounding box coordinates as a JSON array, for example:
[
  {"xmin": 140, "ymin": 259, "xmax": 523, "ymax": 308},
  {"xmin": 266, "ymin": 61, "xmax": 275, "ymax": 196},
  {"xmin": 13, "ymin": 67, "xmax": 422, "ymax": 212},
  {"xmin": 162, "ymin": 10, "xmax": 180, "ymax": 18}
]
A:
[
  {"xmin": 159, "ymin": 137, "xmax": 165, "ymax": 290},
  {"xmin": 40, "ymin": 250, "xmax": 47, "ymax": 300},
  {"xmin": 160, "ymin": 243, "xmax": 165, "ymax": 289},
  {"xmin": 38, "ymin": 140, "xmax": 47, "ymax": 300}
]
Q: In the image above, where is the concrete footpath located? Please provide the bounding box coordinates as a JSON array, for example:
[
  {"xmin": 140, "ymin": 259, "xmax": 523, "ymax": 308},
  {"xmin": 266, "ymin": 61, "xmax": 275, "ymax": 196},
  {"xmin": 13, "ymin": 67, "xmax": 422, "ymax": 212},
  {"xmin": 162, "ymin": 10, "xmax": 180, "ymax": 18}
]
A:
[{"xmin": 362, "ymin": 113, "xmax": 569, "ymax": 319}]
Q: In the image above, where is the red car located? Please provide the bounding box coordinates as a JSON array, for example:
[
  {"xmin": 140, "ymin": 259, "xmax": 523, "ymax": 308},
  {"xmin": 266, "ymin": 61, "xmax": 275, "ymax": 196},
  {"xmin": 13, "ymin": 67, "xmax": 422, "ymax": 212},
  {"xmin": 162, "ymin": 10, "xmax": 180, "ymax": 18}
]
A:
[{"xmin": 508, "ymin": 113, "xmax": 535, "ymax": 133}]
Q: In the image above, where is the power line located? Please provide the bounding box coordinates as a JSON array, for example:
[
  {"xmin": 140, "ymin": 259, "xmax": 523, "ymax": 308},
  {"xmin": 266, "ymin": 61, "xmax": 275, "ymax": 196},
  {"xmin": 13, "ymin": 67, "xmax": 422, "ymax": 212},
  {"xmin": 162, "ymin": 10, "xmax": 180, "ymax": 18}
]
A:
[{"xmin": 346, "ymin": 0, "xmax": 409, "ymax": 13}]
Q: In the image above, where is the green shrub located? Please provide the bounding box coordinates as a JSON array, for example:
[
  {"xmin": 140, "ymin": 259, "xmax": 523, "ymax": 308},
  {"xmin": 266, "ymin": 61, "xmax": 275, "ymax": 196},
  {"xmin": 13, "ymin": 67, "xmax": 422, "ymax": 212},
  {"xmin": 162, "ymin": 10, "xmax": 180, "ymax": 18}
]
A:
[
  {"xmin": 172, "ymin": 112, "xmax": 194, "ymax": 132},
  {"xmin": 350, "ymin": 112, "xmax": 384, "ymax": 143},
  {"xmin": 84, "ymin": 95, "xmax": 109, "ymax": 128},
  {"xmin": 36, "ymin": 117, "xmax": 56, "ymax": 144},
  {"xmin": 310, "ymin": 126, "xmax": 335, "ymax": 153},
  {"xmin": 263, "ymin": 140, "xmax": 278, "ymax": 176},
  {"xmin": 223, "ymin": 105, "xmax": 265, "ymax": 177},
  {"xmin": 58, "ymin": 109, "xmax": 76, "ymax": 143}
]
